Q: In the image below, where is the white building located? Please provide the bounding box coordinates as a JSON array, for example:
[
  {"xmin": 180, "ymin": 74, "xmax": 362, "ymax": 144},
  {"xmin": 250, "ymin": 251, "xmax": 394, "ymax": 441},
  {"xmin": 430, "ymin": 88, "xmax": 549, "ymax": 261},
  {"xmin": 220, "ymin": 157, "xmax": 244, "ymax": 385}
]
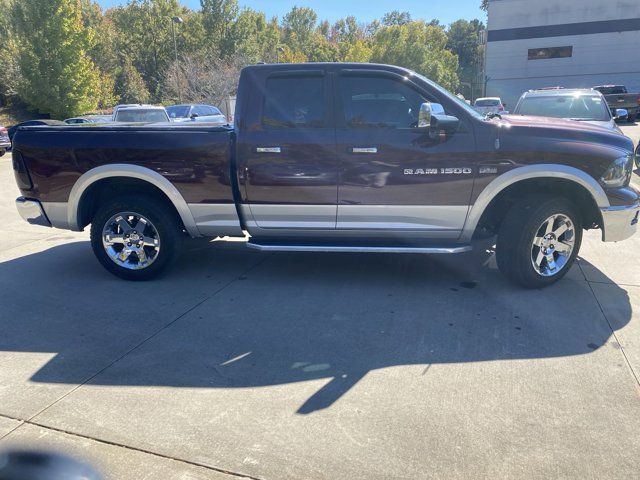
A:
[{"xmin": 485, "ymin": 0, "xmax": 640, "ymax": 109}]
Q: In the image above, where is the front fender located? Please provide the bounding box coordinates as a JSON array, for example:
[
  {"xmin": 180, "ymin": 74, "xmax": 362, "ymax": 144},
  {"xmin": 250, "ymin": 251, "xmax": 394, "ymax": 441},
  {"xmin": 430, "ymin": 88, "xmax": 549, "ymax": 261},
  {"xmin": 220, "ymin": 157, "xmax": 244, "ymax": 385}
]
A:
[{"xmin": 461, "ymin": 164, "xmax": 609, "ymax": 242}]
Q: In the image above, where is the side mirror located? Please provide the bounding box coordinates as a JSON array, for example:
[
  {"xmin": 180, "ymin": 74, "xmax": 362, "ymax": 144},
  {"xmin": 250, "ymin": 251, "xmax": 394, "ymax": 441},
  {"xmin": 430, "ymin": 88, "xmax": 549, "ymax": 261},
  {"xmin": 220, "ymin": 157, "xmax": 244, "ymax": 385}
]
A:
[
  {"xmin": 431, "ymin": 114, "xmax": 460, "ymax": 135},
  {"xmin": 418, "ymin": 103, "xmax": 432, "ymax": 128},
  {"xmin": 418, "ymin": 102, "xmax": 445, "ymax": 128},
  {"xmin": 190, "ymin": 113, "xmax": 199, "ymax": 120},
  {"xmin": 613, "ymin": 108, "xmax": 628, "ymax": 121}
]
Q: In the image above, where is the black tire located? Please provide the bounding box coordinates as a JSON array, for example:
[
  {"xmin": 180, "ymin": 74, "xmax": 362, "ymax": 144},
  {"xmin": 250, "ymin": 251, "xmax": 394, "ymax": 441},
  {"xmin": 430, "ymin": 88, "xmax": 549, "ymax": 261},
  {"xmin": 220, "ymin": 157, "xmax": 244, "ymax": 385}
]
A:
[
  {"xmin": 627, "ymin": 114, "xmax": 637, "ymax": 123},
  {"xmin": 0, "ymin": 149, "xmax": 5, "ymax": 157},
  {"xmin": 496, "ymin": 196, "xmax": 582, "ymax": 289},
  {"xmin": 90, "ymin": 194, "xmax": 184, "ymax": 280}
]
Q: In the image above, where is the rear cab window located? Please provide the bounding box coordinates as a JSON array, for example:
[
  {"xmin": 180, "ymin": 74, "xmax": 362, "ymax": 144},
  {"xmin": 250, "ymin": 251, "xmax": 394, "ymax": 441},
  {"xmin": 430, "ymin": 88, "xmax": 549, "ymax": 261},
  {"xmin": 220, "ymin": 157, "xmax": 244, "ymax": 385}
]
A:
[{"xmin": 261, "ymin": 74, "xmax": 326, "ymax": 129}]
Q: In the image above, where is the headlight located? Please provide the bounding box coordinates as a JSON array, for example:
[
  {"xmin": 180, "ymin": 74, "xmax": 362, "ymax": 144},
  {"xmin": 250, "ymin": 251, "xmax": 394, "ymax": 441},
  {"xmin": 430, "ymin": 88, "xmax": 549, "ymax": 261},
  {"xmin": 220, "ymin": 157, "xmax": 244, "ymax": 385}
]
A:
[{"xmin": 601, "ymin": 155, "xmax": 634, "ymax": 188}]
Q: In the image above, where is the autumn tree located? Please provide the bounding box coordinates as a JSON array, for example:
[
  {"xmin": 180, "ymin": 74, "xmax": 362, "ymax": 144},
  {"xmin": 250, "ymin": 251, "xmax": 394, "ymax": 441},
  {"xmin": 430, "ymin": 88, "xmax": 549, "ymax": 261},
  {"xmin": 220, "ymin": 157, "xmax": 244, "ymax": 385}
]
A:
[
  {"xmin": 371, "ymin": 21, "xmax": 460, "ymax": 91},
  {"xmin": 12, "ymin": 0, "xmax": 104, "ymax": 117}
]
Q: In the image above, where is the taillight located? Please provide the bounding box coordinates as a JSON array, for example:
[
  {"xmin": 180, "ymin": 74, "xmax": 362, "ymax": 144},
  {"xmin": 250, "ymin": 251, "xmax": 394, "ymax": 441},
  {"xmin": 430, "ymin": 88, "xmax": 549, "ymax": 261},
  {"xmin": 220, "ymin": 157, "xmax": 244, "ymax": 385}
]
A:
[{"xmin": 12, "ymin": 151, "xmax": 33, "ymax": 190}]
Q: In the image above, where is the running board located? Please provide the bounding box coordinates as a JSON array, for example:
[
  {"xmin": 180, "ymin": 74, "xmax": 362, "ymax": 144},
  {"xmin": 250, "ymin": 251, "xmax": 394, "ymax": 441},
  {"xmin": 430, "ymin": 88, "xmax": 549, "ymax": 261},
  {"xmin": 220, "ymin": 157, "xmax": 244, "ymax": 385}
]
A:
[{"xmin": 246, "ymin": 243, "xmax": 472, "ymax": 254}]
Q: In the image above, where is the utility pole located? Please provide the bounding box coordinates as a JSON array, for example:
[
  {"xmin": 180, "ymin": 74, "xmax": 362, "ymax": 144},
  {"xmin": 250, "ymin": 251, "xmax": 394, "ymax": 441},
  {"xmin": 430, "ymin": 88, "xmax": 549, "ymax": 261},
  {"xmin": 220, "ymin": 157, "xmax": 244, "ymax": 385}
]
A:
[{"xmin": 171, "ymin": 16, "xmax": 184, "ymax": 102}]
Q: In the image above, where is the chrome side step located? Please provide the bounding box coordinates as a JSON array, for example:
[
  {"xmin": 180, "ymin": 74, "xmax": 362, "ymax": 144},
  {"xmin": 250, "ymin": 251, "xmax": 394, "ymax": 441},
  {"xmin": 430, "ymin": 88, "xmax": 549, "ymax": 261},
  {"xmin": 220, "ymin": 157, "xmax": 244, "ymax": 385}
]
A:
[{"xmin": 246, "ymin": 243, "xmax": 472, "ymax": 254}]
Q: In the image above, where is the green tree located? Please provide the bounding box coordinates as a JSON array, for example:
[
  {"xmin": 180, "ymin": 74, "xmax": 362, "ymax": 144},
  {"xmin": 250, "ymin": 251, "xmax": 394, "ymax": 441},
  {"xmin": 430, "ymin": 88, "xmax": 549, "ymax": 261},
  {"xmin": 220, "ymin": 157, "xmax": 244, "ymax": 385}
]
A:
[
  {"xmin": 230, "ymin": 8, "xmax": 279, "ymax": 63},
  {"xmin": 114, "ymin": 56, "xmax": 150, "ymax": 104},
  {"xmin": 282, "ymin": 6, "xmax": 317, "ymax": 52},
  {"xmin": 382, "ymin": 11, "xmax": 412, "ymax": 26},
  {"xmin": 0, "ymin": 0, "xmax": 21, "ymax": 105},
  {"xmin": 371, "ymin": 21, "xmax": 459, "ymax": 91},
  {"xmin": 343, "ymin": 40, "xmax": 373, "ymax": 63},
  {"xmin": 480, "ymin": 0, "xmax": 489, "ymax": 11},
  {"xmin": 109, "ymin": 0, "xmax": 190, "ymax": 101},
  {"xmin": 13, "ymin": 0, "xmax": 103, "ymax": 118},
  {"xmin": 447, "ymin": 19, "xmax": 484, "ymax": 85},
  {"xmin": 200, "ymin": 0, "xmax": 238, "ymax": 57}
]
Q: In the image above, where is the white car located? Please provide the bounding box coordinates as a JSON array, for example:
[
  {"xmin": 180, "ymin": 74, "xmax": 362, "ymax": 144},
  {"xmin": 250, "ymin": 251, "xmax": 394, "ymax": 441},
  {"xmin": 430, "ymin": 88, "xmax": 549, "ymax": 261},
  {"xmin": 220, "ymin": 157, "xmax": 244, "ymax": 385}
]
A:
[
  {"xmin": 112, "ymin": 105, "xmax": 170, "ymax": 123},
  {"xmin": 166, "ymin": 104, "xmax": 227, "ymax": 124},
  {"xmin": 474, "ymin": 97, "xmax": 507, "ymax": 115}
]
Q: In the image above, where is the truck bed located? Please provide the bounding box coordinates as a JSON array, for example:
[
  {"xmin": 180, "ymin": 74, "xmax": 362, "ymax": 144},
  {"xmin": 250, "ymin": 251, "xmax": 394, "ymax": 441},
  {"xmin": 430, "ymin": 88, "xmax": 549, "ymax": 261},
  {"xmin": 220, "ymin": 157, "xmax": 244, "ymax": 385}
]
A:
[{"xmin": 14, "ymin": 123, "xmax": 237, "ymax": 206}]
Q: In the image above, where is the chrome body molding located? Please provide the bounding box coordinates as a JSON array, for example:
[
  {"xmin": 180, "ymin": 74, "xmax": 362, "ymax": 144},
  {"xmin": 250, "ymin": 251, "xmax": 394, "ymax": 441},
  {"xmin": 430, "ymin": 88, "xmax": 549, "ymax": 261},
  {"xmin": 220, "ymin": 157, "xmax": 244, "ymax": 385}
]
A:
[
  {"xmin": 337, "ymin": 205, "xmax": 468, "ymax": 231},
  {"xmin": 247, "ymin": 243, "xmax": 472, "ymax": 254},
  {"xmin": 16, "ymin": 197, "xmax": 51, "ymax": 227},
  {"xmin": 67, "ymin": 164, "xmax": 201, "ymax": 237},
  {"xmin": 188, "ymin": 204, "xmax": 244, "ymax": 237},
  {"xmin": 600, "ymin": 202, "xmax": 640, "ymax": 242},
  {"xmin": 461, "ymin": 164, "xmax": 611, "ymax": 242}
]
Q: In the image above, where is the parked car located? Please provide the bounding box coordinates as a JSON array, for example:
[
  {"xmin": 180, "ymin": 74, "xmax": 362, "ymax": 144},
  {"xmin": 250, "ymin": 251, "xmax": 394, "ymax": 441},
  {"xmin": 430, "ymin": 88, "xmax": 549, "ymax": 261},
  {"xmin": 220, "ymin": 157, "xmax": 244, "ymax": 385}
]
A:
[
  {"xmin": 112, "ymin": 105, "xmax": 170, "ymax": 123},
  {"xmin": 592, "ymin": 85, "xmax": 640, "ymax": 123},
  {"xmin": 473, "ymin": 97, "xmax": 507, "ymax": 115},
  {"xmin": 65, "ymin": 115, "xmax": 113, "ymax": 124},
  {"xmin": 512, "ymin": 88, "xmax": 626, "ymax": 133},
  {"xmin": 166, "ymin": 104, "xmax": 227, "ymax": 124},
  {"xmin": 7, "ymin": 119, "xmax": 66, "ymax": 143},
  {"xmin": 0, "ymin": 125, "xmax": 10, "ymax": 157},
  {"xmin": 11, "ymin": 63, "xmax": 640, "ymax": 288},
  {"xmin": 64, "ymin": 117, "xmax": 91, "ymax": 124}
]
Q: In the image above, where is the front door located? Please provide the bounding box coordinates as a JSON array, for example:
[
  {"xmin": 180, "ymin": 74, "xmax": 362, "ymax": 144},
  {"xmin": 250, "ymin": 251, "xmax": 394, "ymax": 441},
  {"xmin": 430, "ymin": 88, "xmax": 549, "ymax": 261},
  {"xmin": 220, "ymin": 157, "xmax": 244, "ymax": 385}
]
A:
[
  {"xmin": 239, "ymin": 70, "xmax": 338, "ymax": 229},
  {"xmin": 335, "ymin": 72, "xmax": 477, "ymax": 236}
]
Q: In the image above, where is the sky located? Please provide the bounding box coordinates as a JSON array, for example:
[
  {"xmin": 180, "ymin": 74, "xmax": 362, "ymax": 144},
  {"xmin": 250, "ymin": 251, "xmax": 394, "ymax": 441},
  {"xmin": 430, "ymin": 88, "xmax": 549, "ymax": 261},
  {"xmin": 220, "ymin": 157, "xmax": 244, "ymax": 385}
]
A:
[{"xmin": 95, "ymin": 0, "xmax": 486, "ymax": 25}]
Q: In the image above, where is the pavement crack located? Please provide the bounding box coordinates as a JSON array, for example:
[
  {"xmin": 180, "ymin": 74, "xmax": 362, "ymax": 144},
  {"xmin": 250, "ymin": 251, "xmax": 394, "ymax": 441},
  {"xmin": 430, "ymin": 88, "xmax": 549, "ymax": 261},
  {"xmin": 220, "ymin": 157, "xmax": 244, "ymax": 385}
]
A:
[{"xmin": 0, "ymin": 413, "xmax": 263, "ymax": 480}]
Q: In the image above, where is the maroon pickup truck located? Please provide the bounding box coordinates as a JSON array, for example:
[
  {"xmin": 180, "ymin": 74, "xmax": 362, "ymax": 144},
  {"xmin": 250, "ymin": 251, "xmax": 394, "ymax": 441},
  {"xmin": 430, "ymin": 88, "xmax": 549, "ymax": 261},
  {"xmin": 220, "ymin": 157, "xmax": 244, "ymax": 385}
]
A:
[{"xmin": 12, "ymin": 63, "xmax": 640, "ymax": 288}]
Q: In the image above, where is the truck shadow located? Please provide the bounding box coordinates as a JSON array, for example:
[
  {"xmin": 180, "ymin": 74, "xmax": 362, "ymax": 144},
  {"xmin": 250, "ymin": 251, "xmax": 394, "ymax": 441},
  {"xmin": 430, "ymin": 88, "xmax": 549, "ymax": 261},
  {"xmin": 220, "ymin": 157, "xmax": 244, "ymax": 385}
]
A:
[{"xmin": 0, "ymin": 239, "xmax": 632, "ymax": 414}]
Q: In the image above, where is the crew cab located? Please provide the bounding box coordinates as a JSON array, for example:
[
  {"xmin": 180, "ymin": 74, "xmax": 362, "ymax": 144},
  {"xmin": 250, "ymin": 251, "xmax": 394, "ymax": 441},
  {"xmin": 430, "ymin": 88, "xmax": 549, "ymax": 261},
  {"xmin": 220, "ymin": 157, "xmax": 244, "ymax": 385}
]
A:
[
  {"xmin": 12, "ymin": 63, "xmax": 640, "ymax": 288},
  {"xmin": 593, "ymin": 85, "xmax": 640, "ymax": 123}
]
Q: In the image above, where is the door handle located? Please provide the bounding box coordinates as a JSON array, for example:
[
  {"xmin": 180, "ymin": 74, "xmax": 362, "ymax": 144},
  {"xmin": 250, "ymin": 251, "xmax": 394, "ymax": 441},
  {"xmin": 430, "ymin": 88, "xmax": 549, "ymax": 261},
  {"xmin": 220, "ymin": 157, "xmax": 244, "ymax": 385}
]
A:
[
  {"xmin": 256, "ymin": 147, "xmax": 281, "ymax": 153},
  {"xmin": 351, "ymin": 147, "xmax": 378, "ymax": 154}
]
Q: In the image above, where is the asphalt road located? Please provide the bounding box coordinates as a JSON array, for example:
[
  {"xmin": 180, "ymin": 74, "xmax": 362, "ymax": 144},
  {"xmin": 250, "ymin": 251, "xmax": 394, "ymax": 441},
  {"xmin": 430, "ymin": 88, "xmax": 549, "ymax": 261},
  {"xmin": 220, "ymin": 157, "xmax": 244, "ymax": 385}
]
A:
[{"xmin": 0, "ymin": 129, "xmax": 639, "ymax": 479}]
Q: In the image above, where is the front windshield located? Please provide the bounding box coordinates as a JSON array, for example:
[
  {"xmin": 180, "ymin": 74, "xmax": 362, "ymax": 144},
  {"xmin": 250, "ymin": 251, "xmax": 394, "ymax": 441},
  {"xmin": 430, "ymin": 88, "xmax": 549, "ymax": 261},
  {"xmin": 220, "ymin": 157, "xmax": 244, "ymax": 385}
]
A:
[
  {"xmin": 413, "ymin": 72, "xmax": 485, "ymax": 120},
  {"xmin": 516, "ymin": 94, "xmax": 610, "ymax": 121},
  {"xmin": 166, "ymin": 105, "xmax": 190, "ymax": 119},
  {"xmin": 115, "ymin": 109, "xmax": 169, "ymax": 123}
]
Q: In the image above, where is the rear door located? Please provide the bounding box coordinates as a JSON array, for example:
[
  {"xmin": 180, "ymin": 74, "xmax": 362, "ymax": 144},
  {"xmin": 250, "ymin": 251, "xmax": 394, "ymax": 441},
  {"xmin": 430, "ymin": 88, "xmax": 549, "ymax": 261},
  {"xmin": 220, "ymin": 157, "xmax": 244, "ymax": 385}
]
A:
[
  {"xmin": 238, "ymin": 69, "xmax": 338, "ymax": 229},
  {"xmin": 334, "ymin": 70, "xmax": 476, "ymax": 235}
]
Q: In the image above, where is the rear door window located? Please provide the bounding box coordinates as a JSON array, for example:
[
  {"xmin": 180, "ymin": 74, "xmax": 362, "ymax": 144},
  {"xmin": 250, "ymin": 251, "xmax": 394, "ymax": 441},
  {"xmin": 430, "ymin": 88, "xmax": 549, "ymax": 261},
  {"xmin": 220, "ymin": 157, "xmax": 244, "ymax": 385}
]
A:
[{"xmin": 262, "ymin": 76, "xmax": 325, "ymax": 129}]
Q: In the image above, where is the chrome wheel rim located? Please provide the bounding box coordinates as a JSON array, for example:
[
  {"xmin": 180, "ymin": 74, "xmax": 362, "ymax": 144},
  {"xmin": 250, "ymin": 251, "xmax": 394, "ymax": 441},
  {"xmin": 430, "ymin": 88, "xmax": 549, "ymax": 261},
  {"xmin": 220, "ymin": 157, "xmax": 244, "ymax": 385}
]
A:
[
  {"xmin": 531, "ymin": 214, "xmax": 576, "ymax": 277},
  {"xmin": 102, "ymin": 212, "xmax": 161, "ymax": 270}
]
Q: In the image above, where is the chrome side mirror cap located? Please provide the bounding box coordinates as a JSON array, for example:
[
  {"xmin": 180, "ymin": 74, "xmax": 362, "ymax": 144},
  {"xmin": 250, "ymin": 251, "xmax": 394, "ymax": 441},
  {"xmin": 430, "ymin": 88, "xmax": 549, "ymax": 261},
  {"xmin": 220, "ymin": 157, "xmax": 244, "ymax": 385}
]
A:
[
  {"xmin": 614, "ymin": 108, "xmax": 628, "ymax": 120},
  {"xmin": 418, "ymin": 103, "xmax": 432, "ymax": 128},
  {"xmin": 418, "ymin": 102, "xmax": 445, "ymax": 128}
]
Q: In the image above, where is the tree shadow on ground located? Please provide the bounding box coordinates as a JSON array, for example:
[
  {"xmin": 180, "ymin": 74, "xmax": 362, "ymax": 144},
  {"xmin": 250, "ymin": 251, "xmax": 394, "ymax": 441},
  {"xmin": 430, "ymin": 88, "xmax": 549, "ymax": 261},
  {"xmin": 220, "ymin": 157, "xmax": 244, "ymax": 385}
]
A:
[{"xmin": 0, "ymin": 239, "xmax": 631, "ymax": 414}]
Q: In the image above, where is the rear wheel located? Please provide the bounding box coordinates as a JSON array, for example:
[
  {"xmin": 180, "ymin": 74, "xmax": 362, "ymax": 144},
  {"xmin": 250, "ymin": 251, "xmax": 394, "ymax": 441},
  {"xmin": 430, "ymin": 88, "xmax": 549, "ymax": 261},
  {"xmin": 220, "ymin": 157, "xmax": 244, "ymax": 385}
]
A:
[
  {"xmin": 90, "ymin": 195, "xmax": 183, "ymax": 280},
  {"xmin": 496, "ymin": 196, "xmax": 582, "ymax": 288}
]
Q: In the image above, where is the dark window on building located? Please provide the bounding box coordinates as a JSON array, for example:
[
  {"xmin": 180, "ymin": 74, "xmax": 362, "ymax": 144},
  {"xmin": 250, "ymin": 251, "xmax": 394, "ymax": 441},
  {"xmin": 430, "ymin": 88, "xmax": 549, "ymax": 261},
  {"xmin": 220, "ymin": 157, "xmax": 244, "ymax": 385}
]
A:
[
  {"xmin": 340, "ymin": 76, "xmax": 429, "ymax": 129},
  {"xmin": 528, "ymin": 46, "xmax": 573, "ymax": 60},
  {"xmin": 262, "ymin": 76, "xmax": 325, "ymax": 128}
]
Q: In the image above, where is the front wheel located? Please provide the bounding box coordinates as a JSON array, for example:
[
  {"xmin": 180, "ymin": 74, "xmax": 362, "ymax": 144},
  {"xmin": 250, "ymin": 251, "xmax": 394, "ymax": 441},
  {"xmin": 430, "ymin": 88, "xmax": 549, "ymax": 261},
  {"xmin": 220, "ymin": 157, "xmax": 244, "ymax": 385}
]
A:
[
  {"xmin": 496, "ymin": 197, "xmax": 582, "ymax": 289},
  {"xmin": 90, "ymin": 195, "xmax": 184, "ymax": 280}
]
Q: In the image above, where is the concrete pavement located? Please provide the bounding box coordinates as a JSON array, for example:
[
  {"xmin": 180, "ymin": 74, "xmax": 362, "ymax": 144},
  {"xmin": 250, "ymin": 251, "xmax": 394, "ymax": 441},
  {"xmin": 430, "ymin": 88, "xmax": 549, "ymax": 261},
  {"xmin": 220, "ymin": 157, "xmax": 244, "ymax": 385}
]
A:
[{"xmin": 0, "ymin": 132, "xmax": 639, "ymax": 479}]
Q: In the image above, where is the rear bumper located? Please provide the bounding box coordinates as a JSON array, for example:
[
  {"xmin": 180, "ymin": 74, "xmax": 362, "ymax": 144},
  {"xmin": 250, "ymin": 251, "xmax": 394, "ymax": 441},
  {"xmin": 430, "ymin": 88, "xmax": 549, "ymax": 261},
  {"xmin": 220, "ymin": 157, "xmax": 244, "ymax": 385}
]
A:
[
  {"xmin": 601, "ymin": 202, "xmax": 640, "ymax": 242},
  {"xmin": 16, "ymin": 197, "xmax": 51, "ymax": 227}
]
